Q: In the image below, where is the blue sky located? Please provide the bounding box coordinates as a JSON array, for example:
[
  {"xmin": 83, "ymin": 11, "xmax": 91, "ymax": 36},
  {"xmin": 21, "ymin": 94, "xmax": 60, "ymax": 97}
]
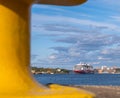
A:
[{"xmin": 31, "ymin": 0, "xmax": 120, "ymax": 69}]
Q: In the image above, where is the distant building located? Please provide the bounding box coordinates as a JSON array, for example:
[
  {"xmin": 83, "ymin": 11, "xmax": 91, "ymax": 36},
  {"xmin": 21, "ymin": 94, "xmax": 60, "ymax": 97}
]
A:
[
  {"xmin": 31, "ymin": 69, "xmax": 36, "ymax": 74},
  {"xmin": 115, "ymin": 68, "xmax": 120, "ymax": 73},
  {"xmin": 97, "ymin": 66, "xmax": 117, "ymax": 74}
]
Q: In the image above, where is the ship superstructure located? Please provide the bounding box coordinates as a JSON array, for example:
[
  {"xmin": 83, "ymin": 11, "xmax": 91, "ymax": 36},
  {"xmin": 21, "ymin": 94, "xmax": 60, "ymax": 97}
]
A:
[{"xmin": 73, "ymin": 63, "xmax": 94, "ymax": 74}]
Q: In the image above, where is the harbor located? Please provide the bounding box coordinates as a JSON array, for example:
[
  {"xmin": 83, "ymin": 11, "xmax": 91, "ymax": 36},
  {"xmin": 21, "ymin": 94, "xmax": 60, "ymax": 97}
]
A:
[
  {"xmin": 34, "ymin": 74, "xmax": 120, "ymax": 98},
  {"xmin": 1, "ymin": 0, "xmax": 120, "ymax": 98},
  {"xmin": 31, "ymin": 64, "xmax": 120, "ymax": 74}
]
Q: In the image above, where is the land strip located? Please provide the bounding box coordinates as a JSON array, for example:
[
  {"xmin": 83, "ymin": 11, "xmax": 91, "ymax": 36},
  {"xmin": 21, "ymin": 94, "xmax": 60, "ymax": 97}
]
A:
[{"xmin": 73, "ymin": 85, "xmax": 120, "ymax": 98}]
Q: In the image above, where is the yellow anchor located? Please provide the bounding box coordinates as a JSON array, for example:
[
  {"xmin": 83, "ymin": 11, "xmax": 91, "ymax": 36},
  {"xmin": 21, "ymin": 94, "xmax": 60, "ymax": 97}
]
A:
[{"xmin": 0, "ymin": 0, "xmax": 95, "ymax": 98}]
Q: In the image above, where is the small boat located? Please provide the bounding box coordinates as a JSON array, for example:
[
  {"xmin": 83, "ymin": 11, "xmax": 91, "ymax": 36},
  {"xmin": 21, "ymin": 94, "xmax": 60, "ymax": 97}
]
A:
[{"xmin": 73, "ymin": 63, "xmax": 94, "ymax": 74}]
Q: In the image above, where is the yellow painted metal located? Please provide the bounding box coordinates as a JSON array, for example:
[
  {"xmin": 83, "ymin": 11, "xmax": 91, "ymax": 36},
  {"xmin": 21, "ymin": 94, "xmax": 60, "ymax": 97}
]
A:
[
  {"xmin": 36, "ymin": 0, "xmax": 87, "ymax": 6},
  {"xmin": 0, "ymin": 0, "xmax": 95, "ymax": 98}
]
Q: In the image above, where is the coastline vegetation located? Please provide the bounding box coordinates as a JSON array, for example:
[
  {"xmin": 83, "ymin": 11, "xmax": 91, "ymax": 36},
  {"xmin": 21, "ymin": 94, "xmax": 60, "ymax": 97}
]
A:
[{"xmin": 31, "ymin": 67, "xmax": 70, "ymax": 74}]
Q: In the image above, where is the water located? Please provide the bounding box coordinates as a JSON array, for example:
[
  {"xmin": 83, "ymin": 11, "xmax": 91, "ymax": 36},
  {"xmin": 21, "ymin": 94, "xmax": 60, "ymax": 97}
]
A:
[{"xmin": 34, "ymin": 74, "xmax": 120, "ymax": 86}]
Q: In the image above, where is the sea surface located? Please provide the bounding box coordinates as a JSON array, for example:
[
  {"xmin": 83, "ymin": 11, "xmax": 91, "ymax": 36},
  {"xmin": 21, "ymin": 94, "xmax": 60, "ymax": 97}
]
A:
[{"xmin": 34, "ymin": 74, "xmax": 120, "ymax": 86}]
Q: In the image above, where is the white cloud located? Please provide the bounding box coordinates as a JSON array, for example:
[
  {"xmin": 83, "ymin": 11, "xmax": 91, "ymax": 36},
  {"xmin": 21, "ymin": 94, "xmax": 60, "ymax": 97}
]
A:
[
  {"xmin": 48, "ymin": 55, "xmax": 56, "ymax": 60},
  {"xmin": 32, "ymin": 13, "xmax": 120, "ymax": 33},
  {"xmin": 110, "ymin": 16, "xmax": 120, "ymax": 22},
  {"xmin": 31, "ymin": 1, "xmax": 120, "ymax": 68},
  {"xmin": 101, "ymin": 50, "xmax": 109, "ymax": 54},
  {"xmin": 98, "ymin": 56, "xmax": 110, "ymax": 60}
]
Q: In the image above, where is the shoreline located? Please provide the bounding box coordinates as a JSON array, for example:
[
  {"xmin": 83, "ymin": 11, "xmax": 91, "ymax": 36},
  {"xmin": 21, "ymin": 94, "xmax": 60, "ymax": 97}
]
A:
[{"xmin": 72, "ymin": 85, "xmax": 120, "ymax": 98}]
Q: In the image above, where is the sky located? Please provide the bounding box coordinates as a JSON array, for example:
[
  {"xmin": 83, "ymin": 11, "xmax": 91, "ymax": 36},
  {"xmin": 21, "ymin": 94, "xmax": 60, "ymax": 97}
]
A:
[{"xmin": 31, "ymin": 0, "xmax": 120, "ymax": 69}]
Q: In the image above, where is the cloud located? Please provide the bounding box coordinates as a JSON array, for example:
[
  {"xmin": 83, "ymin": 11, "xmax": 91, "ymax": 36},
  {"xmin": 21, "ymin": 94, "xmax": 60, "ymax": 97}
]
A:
[
  {"xmin": 50, "ymin": 46, "xmax": 68, "ymax": 53},
  {"xmin": 32, "ymin": 4, "xmax": 91, "ymax": 18},
  {"xmin": 55, "ymin": 34, "xmax": 120, "ymax": 49},
  {"xmin": 31, "ymin": 15, "xmax": 120, "ymax": 67},
  {"xmin": 31, "ymin": 2, "xmax": 120, "ymax": 68},
  {"xmin": 48, "ymin": 55, "xmax": 57, "ymax": 60},
  {"xmin": 31, "ymin": 54, "xmax": 39, "ymax": 61},
  {"xmin": 110, "ymin": 16, "xmax": 120, "ymax": 22},
  {"xmin": 98, "ymin": 56, "xmax": 111, "ymax": 60},
  {"xmin": 40, "ymin": 24, "xmax": 87, "ymax": 33},
  {"xmin": 32, "ymin": 13, "xmax": 120, "ymax": 33},
  {"xmin": 45, "ymin": 32, "xmax": 120, "ymax": 67},
  {"xmin": 101, "ymin": 46, "xmax": 120, "ymax": 57},
  {"xmin": 101, "ymin": 0, "xmax": 120, "ymax": 6}
]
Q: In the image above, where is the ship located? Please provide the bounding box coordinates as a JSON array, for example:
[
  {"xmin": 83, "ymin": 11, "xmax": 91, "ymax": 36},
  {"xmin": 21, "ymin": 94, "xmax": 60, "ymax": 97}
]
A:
[{"xmin": 73, "ymin": 63, "xmax": 94, "ymax": 74}]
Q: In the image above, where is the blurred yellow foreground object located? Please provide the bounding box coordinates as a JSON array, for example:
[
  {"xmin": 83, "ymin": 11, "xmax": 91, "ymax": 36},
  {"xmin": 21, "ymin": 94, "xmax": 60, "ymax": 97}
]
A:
[{"xmin": 0, "ymin": 0, "xmax": 95, "ymax": 98}]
